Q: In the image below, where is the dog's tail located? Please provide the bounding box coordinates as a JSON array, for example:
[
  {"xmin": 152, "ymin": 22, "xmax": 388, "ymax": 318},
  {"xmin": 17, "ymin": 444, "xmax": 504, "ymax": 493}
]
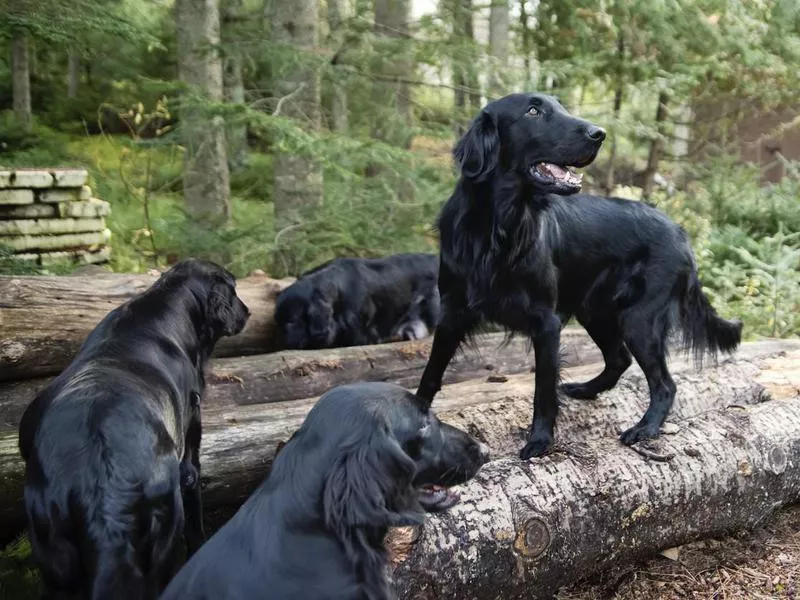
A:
[{"xmin": 677, "ymin": 269, "xmax": 742, "ymax": 365}]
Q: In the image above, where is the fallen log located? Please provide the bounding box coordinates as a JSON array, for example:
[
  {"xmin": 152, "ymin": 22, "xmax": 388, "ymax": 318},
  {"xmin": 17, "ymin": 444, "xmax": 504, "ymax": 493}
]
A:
[
  {"xmin": 0, "ymin": 339, "xmax": 795, "ymax": 546},
  {"xmin": 0, "ymin": 329, "xmax": 601, "ymax": 430},
  {"xmin": 0, "ymin": 272, "xmax": 292, "ymax": 381},
  {"xmin": 390, "ymin": 397, "xmax": 800, "ymax": 599}
]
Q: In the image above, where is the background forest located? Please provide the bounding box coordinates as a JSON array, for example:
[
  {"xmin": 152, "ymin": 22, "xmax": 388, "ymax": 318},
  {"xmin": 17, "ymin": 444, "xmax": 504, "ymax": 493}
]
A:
[{"xmin": 1, "ymin": 0, "xmax": 800, "ymax": 338}]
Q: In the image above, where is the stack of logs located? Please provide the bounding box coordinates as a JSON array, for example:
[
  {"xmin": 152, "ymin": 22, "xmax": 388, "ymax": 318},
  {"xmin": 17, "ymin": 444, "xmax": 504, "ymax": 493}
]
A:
[
  {"xmin": 0, "ymin": 270, "xmax": 799, "ymax": 598},
  {"xmin": 0, "ymin": 168, "xmax": 111, "ymax": 266}
]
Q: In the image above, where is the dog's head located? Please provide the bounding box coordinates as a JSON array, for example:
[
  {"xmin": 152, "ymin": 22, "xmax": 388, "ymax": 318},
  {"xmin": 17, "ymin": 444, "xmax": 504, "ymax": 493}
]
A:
[
  {"xmin": 275, "ymin": 283, "xmax": 336, "ymax": 349},
  {"xmin": 454, "ymin": 92, "xmax": 605, "ymax": 195},
  {"xmin": 161, "ymin": 259, "xmax": 250, "ymax": 340},
  {"xmin": 290, "ymin": 383, "xmax": 488, "ymax": 533}
]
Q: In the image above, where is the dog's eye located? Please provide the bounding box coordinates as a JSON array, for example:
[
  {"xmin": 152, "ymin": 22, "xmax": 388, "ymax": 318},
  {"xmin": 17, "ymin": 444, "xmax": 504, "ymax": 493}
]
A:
[{"xmin": 526, "ymin": 106, "xmax": 540, "ymax": 117}]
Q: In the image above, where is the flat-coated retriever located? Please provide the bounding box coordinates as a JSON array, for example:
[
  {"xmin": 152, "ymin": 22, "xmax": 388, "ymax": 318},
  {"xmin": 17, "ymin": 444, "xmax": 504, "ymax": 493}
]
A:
[
  {"xmin": 161, "ymin": 382, "xmax": 489, "ymax": 600},
  {"xmin": 19, "ymin": 259, "xmax": 250, "ymax": 599},
  {"xmin": 416, "ymin": 93, "xmax": 742, "ymax": 460},
  {"xmin": 274, "ymin": 253, "xmax": 440, "ymax": 349}
]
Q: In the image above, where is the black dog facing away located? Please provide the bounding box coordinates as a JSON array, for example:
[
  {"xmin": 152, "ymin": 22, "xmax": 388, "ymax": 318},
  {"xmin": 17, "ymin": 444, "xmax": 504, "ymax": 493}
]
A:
[
  {"xmin": 416, "ymin": 92, "xmax": 742, "ymax": 460},
  {"xmin": 161, "ymin": 382, "xmax": 489, "ymax": 600},
  {"xmin": 274, "ymin": 253, "xmax": 441, "ymax": 350},
  {"xmin": 18, "ymin": 259, "xmax": 250, "ymax": 599}
]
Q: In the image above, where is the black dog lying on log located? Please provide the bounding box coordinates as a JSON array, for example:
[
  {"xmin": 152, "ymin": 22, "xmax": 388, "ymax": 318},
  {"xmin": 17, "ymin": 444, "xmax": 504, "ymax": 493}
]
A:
[
  {"xmin": 161, "ymin": 382, "xmax": 489, "ymax": 600},
  {"xmin": 18, "ymin": 259, "xmax": 250, "ymax": 599},
  {"xmin": 416, "ymin": 92, "xmax": 742, "ymax": 460},
  {"xmin": 274, "ymin": 253, "xmax": 440, "ymax": 349}
]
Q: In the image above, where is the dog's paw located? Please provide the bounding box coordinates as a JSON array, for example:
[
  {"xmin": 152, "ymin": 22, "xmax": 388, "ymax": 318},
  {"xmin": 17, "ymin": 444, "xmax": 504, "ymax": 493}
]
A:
[
  {"xmin": 620, "ymin": 423, "xmax": 660, "ymax": 446},
  {"xmin": 519, "ymin": 435, "xmax": 553, "ymax": 460},
  {"xmin": 559, "ymin": 382, "xmax": 598, "ymax": 400}
]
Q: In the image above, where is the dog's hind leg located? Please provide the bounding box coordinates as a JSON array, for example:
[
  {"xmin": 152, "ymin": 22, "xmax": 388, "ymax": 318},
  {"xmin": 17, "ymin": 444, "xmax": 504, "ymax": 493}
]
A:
[
  {"xmin": 619, "ymin": 314, "xmax": 676, "ymax": 446},
  {"xmin": 181, "ymin": 400, "xmax": 205, "ymax": 556},
  {"xmin": 560, "ymin": 316, "xmax": 632, "ymax": 400}
]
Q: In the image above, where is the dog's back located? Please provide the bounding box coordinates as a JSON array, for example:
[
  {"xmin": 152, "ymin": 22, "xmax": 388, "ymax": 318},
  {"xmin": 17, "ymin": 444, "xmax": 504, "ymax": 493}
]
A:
[{"xmin": 23, "ymin": 362, "xmax": 185, "ymax": 599}]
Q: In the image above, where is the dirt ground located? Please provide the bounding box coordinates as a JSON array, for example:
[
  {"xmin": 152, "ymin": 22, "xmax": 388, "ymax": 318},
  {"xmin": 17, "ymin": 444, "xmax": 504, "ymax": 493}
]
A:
[{"xmin": 558, "ymin": 504, "xmax": 800, "ymax": 600}]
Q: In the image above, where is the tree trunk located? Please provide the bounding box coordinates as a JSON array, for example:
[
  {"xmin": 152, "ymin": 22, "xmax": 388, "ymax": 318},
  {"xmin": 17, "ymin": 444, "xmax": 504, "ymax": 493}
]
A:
[
  {"xmin": 327, "ymin": 0, "xmax": 350, "ymax": 134},
  {"xmin": 222, "ymin": 0, "xmax": 248, "ymax": 172},
  {"xmin": 67, "ymin": 50, "xmax": 80, "ymax": 99},
  {"xmin": 0, "ymin": 341, "xmax": 796, "ymax": 547},
  {"xmin": 0, "ymin": 330, "xmax": 603, "ymax": 429},
  {"xmin": 604, "ymin": 35, "xmax": 625, "ymax": 194},
  {"xmin": 641, "ymin": 91, "xmax": 669, "ymax": 201},
  {"xmin": 371, "ymin": 0, "xmax": 413, "ymax": 149},
  {"xmin": 451, "ymin": 0, "xmax": 480, "ymax": 133},
  {"xmin": 488, "ymin": 0, "xmax": 509, "ymax": 98},
  {"xmin": 269, "ymin": 0, "xmax": 323, "ymax": 277},
  {"xmin": 176, "ymin": 0, "xmax": 232, "ymax": 222},
  {"xmin": 518, "ymin": 0, "xmax": 534, "ymax": 88},
  {"xmin": 390, "ymin": 345, "xmax": 800, "ymax": 598},
  {"xmin": 11, "ymin": 33, "xmax": 32, "ymax": 132},
  {"xmin": 0, "ymin": 273, "xmax": 291, "ymax": 382}
]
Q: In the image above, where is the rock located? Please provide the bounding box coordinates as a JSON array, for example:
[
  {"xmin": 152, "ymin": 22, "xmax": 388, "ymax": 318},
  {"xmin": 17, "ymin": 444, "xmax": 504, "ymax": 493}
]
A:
[
  {"xmin": 37, "ymin": 189, "xmax": 81, "ymax": 204},
  {"xmin": 0, "ymin": 217, "xmax": 106, "ymax": 235},
  {"xmin": 7, "ymin": 170, "xmax": 54, "ymax": 188},
  {"xmin": 0, "ymin": 189, "xmax": 35, "ymax": 205},
  {"xmin": 51, "ymin": 169, "xmax": 89, "ymax": 188},
  {"xmin": 0, "ymin": 228, "xmax": 111, "ymax": 252},
  {"xmin": 79, "ymin": 185, "xmax": 92, "ymax": 200}
]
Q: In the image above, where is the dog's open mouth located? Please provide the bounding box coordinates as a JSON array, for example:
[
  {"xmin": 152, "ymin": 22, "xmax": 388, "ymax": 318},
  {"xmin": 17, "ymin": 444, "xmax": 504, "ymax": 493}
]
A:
[
  {"xmin": 417, "ymin": 484, "xmax": 460, "ymax": 512},
  {"xmin": 531, "ymin": 162, "xmax": 583, "ymax": 189}
]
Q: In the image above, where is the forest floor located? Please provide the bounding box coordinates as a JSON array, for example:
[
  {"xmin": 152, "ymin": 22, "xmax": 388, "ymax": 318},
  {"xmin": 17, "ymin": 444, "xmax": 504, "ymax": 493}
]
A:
[{"xmin": 558, "ymin": 503, "xmax": 800, "ymax": 599}]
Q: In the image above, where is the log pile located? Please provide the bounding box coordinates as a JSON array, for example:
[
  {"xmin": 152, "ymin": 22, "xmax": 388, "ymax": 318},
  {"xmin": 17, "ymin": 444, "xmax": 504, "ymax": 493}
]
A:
[
  {"xmin": 1, "ymin": 271, "xmax": 799, "ymax": 597},
  {"xmin": 0, "ymin": 169, "xmax": 111, "ymax": 267}
]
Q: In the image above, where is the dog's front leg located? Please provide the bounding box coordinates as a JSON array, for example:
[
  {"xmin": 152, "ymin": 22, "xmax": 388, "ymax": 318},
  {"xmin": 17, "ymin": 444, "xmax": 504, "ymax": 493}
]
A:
[
  {"xmin": 520, "ymin": 310, "xmax": 561, "ymax": 460},
  {"xmin": 416, "ymin": 310, "xmax": 477, "ymax": 408},
  {"xmin": 181, "ymin": 398, "xmax": 206, "ymax": 556}
]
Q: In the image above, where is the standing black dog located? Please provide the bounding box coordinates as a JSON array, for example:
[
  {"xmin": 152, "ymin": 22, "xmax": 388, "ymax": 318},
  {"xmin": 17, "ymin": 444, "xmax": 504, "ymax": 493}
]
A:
[
  {"xmin": 416, "ymin": 93, "xmax": 742, "ymax": 460},
  {"xmin": 160, "ymin": 382, "xmax": 488, "ymax": 600},
  {"xmin": 274, "ymin": 253, "xmax": 440, "ymax": 349},
  {"xmin": 19, "ymin": 259, "xmax": 250, "ymax": 599}
]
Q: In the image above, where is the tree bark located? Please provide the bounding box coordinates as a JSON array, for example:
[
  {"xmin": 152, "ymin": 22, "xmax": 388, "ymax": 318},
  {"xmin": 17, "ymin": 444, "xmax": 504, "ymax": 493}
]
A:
[
  {"xmin": 269, "ymin": 0, "xmax": 323, "ymax": 277},
  {"xmin": 67, "ymin": 50, "xmax": 80, "ymax": 99},
  {"xmin": 488, "ymin": 0, "xmax": 509, "ymax": 98},
  {"xmin": 641, "ymin": 91, "xmax": 670, "ymax": 201},
  {"xmin": 604, "ymin": 35, "xmax": 625, "ymax": 194},
  {"xmin": 371, "ymin": 0, "xmax": 413, "ymax": 149},
  {"xmin": 0, "ymin": 340, "xmax": 796, "ymax": 547},
  {"xmin": 0, "ymin": 330, "xmax": 603, "ymax": 430},
  {"xmin": 176, "ymin": 0, "xmax": 232, "ymax": 222},
  {"xmin": 222, "ymin": 0, "xmax": 248, "ymax": 172},
  {"xmin": 451, "ymin": 0, "xmax": 480, "ymax": 133},
  {"xmin": 390, "ymin": 346, "xmax": 800, "ymax": 598},
  {"xmin": 327, "ymin": 0, "xmax": 350, "ymax": 134},
  {"xmin": 0, "ymin": 273, "xmax": 291, "ymax": 382},
  {"xmin": 11, "ymin": 32, "xmax": 32, "ymax": 132}
]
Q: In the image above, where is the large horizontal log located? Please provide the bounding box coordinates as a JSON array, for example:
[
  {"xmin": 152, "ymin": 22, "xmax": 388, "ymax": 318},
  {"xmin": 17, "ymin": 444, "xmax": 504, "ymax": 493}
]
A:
[
  {"xmin": 0, "ymin": 340, "xmax": 797, "ymax": 555},
  {"xmin": 0, "ymin": 329, "xmax": 601, "ymax": 431},
  {"xmin": 0, "ymin": 273, "xmax": 292, "ymax": 382},
  {"xmin": 390, "ymin": 373, "xmax": 800, "ymax": 598}
]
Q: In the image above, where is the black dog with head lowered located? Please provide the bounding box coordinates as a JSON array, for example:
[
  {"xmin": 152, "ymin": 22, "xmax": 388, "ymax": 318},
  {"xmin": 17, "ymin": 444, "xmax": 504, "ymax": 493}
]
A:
[
  {"xmin": 274, "ymin": 253, "xmax": 440, "ymax": 349},
  {"xmin": 161, "ymin": 382, "xmax": 489, "ymax": 600},
  {"xmin": 19, "ymin": 259, "xmax": 250, "ymax": 599},
  {"xmin": 416, "ymin": 93, "xmax": 742, "ymax": 460}
]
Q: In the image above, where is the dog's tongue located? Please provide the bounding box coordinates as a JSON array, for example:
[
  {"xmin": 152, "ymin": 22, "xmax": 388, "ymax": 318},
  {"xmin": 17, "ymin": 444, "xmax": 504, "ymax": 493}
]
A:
[
  {"xmin": 540, "ymin": 163, "xmax": 568, "ymax": 179},
  {"xmin": 417, "ymin": 484, "xmax": 460, "ymax": 512}
]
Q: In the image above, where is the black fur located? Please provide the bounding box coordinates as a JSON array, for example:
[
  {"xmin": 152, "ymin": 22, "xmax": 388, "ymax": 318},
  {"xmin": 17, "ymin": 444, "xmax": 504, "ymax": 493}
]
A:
[
  {"xmin": 274, "ymin": 253, "xmax": 440, "ymax": 349},
  {"xmin": 161, "ymin": 382, "xmax": 489, "ymax": 600},
  {"xmin": 18, "ymin": 259, "xmax": 250, "ymax": 599},
  {"xmin": 415, "ymin": 92, "xmax": 742, "ymax": 459}
]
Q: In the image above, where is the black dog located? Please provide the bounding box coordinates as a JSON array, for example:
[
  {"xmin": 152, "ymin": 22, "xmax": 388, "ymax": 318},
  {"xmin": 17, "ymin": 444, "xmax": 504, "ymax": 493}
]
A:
[
  {"xmin": 161, "ymin": 382, "xmax": 488, "ymax": 600},
  {"xmin": 416, "ymin": 93, "xmax": 742, "ymax": 460},
  {"xmin": 19, "ymin": 259, "xmax": 250, "ymax": 599},
  {"xmin": 274, "ymin": 253, "xmax": 440, "ymax": 349}
]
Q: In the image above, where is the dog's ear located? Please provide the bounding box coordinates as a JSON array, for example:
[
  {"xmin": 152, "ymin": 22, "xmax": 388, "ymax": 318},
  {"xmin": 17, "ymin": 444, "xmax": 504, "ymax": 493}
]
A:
[
  {"xmin": 206, "ymin": 281, "xmax": 244, "ymax": 337},
  {"xmin": 453, "ymin": 110, "xmax": 499, "ymax": 181},
  {"xmin": 323, "ymin": 424, "xmax": 425, "ymax": 533}
]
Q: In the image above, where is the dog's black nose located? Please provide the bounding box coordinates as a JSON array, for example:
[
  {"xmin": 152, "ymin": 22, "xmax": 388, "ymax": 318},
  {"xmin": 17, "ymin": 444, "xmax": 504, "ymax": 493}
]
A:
[{"xmin": 586, "ymin": 126, "xmax": 606, "ymax": 142}]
